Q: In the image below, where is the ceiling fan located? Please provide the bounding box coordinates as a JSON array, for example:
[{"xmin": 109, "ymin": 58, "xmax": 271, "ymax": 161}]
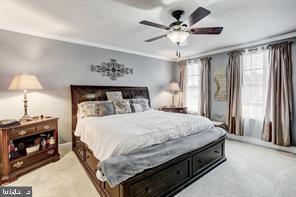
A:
[{"xmin": 139, "ymin": 7, "xmax": 223, "ymax": 46}]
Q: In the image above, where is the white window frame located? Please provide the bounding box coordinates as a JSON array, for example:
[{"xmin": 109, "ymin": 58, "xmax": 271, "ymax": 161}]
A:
[
  {"xmin": 186, "ymin": 60, "xmax": 201, "ymax": 114},
  {"xmin": 242, "ymin": 49, "xmax": 269, "ymax": 121}
]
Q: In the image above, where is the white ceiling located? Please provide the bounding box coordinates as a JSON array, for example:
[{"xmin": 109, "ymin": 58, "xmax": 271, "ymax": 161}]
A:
[{"xmin": 0, "ymin": 0, "xmax": 296, "ymax": 61}]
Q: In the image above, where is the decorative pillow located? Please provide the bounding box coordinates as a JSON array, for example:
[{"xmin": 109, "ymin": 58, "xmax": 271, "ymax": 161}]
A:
[
  {"xmin": 130, "ymin": 103, "xmax": 143, "ymax": 113},
  {"xmin": 77, "ymin": 102, "xmax": 99, "ymax": 118},
  {"xmin": 130, "ymin": 98, "xmax": 150, "ymax": 111},
  {"xmin": 113, "ymin": 100, "xmax": 132, "ymax": 114},
  {"xmin": 97, "ymin": 102, "xmax": 115, "ymax": 117},
  {"xmin": 106, "ymin": 91, "xmax": 123, "ymax": 101},
  {"xmin": 77, "ymin": 101, "xmax": 115, "ymax": 118}
]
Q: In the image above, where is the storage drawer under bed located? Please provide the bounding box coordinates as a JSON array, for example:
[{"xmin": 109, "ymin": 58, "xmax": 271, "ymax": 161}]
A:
[
  {"xmin": 129, "ymin": 158, "xmax": 191, "ymax": 197},
  {"xmin": 85, "ymin": 148, "xmax": 99, "ymax": 174},
  {"xmin": 72, "ymin": 135, "xmax": 226, "ymax": 197},
  {"xmin": 192, "ymin": 141, "xmax": 224, "ymax": 174}
]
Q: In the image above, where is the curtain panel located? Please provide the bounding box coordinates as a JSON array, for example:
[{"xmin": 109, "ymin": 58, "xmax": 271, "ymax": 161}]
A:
[
  {"xmin": 262, "ymin": 41, "xmax": 293, "ymax": 146},
  {"xmin": 226, "ymin": 52, "xmax": 243, "ymax": 135},
  {"xmin": 178, "ymin": 61, "xmax": 187, "ymax": 107},
  {"xmin": 199, "ymin": 57, "xmax": 211, "ymax": 118}
]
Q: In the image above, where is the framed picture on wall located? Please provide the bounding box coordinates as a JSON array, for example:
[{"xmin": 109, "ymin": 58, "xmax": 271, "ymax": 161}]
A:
[{"xmin": 214, "ymin": 66, "xmax": 227, "ymax": 101}]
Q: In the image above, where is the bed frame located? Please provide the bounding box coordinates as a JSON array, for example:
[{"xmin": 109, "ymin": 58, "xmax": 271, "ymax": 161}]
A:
[{"xmin": 71, "ymin": 85, "xmax": 226, "ymax": 197}]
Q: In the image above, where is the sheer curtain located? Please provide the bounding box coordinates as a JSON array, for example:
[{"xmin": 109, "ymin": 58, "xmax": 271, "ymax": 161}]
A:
[
  {"xmin": 186, "ymin": 60, "xmax": 201, "ymax": 114},
  {"xmin": 242, "ymin": 49, "xmax": 269, "ymax": 138}
]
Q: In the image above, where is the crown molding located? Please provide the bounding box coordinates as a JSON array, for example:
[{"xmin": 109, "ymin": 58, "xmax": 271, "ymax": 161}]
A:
[
  {"xmin": 181, "ymin": 31, "xmax": 296, "ymax": 61},
  {"xmin": 0, "ymin": 26, "xmax": 175, "ymax": 62},
  {"xmin": 1, "ymin": 26, "xmax": 295, "ymax": 63}
]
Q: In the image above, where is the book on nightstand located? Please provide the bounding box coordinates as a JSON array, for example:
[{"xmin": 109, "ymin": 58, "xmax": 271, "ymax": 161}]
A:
[{"xmin": 0, "ymin": 119, "xmax": 20, "ymax": 128}]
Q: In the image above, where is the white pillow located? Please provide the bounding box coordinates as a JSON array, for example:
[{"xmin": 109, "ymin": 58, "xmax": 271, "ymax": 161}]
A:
[
  {"xmin": 130, "ymin": 98, "xmax": 150, "ymax": 111},
  {"xmin": 131, "ymin": 103, "xmax": 143, "ymax": 112},
  {"xmin": 106, "ymin": 91, "xmax": 123, "ymax": 101}
]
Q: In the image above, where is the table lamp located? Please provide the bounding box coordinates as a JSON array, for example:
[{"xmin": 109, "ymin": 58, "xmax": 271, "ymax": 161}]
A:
[
  {"xmin": 168, "ymin": 82, "xmax": 180, "ymax": 107},
  {"xmin": 8, "ymin": 74, "xmax": 43, "ymax": 121}
]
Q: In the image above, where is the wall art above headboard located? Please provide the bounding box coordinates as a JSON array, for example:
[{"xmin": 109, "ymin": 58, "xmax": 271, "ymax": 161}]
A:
[{"xmin": 90, "ymin": 59, "xmax": 133, "ymax": 80}]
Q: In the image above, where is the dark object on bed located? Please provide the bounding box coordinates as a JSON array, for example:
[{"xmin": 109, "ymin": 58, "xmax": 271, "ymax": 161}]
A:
[{"xmin": 71, "ymin": 85, "xmax": 226, "ymax": 197}]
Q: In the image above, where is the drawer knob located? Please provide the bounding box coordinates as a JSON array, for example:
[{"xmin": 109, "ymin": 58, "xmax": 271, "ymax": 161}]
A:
[
  {"xmin": 198, "ymin": 159, "xmax": 205, "ymax": 163},
  {"xmin": 18, "ymin": 130, "xmax": 27, "ymax": 136},
  {"xmin": 13, "ymin": 161, "xmax": 24, "ymax": 168},
  {"xmin": 176, "ymin": 170, "xmax": 182, "ymax": 175},
  {"xmin": 47, "ymin": 149, "xmax": 55, "ymax": 155},
  {"xmin": 44, "ymin": 125, "xmax": 50, "ymax": 130},
  {"xmin": 215, "ymin": 150, "xmax": 220, "ymax": 154},
  {"xmin": 145, "ymin": 187, "xmax": 152, "ymax": 194}
]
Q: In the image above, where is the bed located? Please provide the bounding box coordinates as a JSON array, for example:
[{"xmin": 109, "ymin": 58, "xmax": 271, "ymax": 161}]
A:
[{"xmin": 71, "ymin": 85, "xmax": 226, "ymax": 197}]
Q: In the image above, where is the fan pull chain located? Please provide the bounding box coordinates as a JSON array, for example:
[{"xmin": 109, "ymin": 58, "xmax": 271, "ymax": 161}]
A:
[
  {"xmin": 176, "ymin": 50, "xmax": 181, "ymax": 58},
  {"xmin": 176, "ymin": 43, "xmax": 181, "ymax": 58}
]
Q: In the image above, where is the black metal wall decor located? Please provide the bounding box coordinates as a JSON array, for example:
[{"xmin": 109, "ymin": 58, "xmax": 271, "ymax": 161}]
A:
[{"xmin": 90, "ymin": 59, "xmax": 133, "ymax": 80}]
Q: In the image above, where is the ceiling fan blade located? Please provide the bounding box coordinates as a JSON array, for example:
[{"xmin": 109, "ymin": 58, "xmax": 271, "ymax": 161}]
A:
[
  {"xmin": 182, "ymin": 7, "xmax": 211, "ymax": 27},
  {"xmin": 144, "ymin": 34, "xmax": 167, "ymax": 42},
  {"xmin": 191, "ymin": 27, "xmax": 223, "ymax": 34},
  {"xmin": 139, "ymin": 20, "xmax": 170, "ymax": 30}
]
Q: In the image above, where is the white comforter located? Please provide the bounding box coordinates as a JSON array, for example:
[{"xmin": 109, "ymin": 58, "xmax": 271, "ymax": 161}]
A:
[{"xmin": 75, "ymin": 110, "xmax": 214, "ymax": 161}]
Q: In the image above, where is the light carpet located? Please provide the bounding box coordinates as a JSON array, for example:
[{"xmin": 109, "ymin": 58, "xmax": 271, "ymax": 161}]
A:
[{"xmin": 6, "ymin": 139, "xmax": 296, "ymax": 197}]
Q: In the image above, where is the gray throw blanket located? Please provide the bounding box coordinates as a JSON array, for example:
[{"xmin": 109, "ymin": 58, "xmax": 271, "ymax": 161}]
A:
[{"xmin": 99, "ymin": 127, "xmax": 226, "ymax": 187}]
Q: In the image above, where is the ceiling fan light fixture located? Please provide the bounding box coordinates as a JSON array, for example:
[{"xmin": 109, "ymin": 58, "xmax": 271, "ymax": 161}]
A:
[{"xmin": 167, "ymin": 31, "xmax": 190, "ymax": 45}]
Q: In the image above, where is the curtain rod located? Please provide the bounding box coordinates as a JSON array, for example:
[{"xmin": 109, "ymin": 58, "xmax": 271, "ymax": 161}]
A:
[
  {"xmin": 200, "ymin": 57, "xmax": 212, "ymax": 60},
  {"xmin": 181, "ymin": 38, "xmax": 295, "ymax": 62},
  {"xmin": 227, "ymin": 40, "xmax": 294, "ymax": 55},
  {"xmin": 267, "ymin": 40, "xmax": 294, "ymax": 49},
  {"xmin": 187, "ymin": 56, "xmax": 212, "ymax": 63},
  {"xmin": 227, "ymin": 49, "xmax": 245, "ymax": 55}
]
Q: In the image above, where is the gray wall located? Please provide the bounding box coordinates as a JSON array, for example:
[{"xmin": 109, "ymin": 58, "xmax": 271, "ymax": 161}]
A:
[
  {"xmin": 209, "ymin": 41, "xmax": 296, "ymax": 145},
  {"xmin": 0, "ymin": 30, "xmax": 177, "ymax": 143}
]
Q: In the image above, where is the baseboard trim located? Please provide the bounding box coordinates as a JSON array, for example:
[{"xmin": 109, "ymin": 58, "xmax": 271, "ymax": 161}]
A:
[
  {"xmin": 59, "ymin": 142, "xmax": 72, "ymax": 149},
  {"xmin": 226, "ymin": 133, "xmax": 296, "ymax": 154}
]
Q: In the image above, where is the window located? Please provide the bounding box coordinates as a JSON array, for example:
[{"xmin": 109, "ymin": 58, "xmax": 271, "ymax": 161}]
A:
[
  {"xmin": 186, "ymin": 60, "xmax": 201, "ymax": 114},
  {"xmin": 242, "ymin": 49, "xmax": 269, "ymax": 121}
]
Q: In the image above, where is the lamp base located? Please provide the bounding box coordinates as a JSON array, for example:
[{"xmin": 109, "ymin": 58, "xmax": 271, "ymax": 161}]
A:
[
  {"xmin": 171, "ymin": 94, "xmax": 176, "ymax": 107},
  {"xmin": 20, "ymin": 114, "xmax": 32, "ymax": 122},
  {"xmin": 20, "ymin": 90, "xmax": 32, "ymax": 122}
]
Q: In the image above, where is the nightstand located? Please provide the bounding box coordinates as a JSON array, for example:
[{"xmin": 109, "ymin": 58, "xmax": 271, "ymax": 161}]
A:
[
  {"xmin": 161, "ymin": 107, "xmax": 187, "ymax": 114},
  {"xmin": 212, "ymin": 121, "xmax": 228, "ymax": 131},
  {"xmin": 0, "ymin": 117, "xmax": 60, "ymax": 184}
]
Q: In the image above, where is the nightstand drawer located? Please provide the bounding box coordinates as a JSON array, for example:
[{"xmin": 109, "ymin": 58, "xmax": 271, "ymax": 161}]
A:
[
  {"xmin": 9, "ymin": 148, "xmax": 56, "ymax": 173},
  {"xmin": 8, "ymin": 126, "xmax": 36, "ymax": 139},
  {"xmin": 37, "ymin": 121, "xmax": 56, "ymax": 132}
]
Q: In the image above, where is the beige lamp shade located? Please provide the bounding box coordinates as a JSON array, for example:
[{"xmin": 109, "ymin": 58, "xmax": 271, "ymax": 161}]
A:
[
  {"xmin": 168, "ymin": 82, "xmax": 180, "ymax": 93},
  {"xmin": 8, "ymin": 74, "xmax": 43, "ymax": 90}
]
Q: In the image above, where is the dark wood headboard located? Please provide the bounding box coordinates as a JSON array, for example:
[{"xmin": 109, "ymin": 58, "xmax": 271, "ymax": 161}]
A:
[{"xmin": 70, "ymin": 85, "xmax": 150, "ymax": 132}]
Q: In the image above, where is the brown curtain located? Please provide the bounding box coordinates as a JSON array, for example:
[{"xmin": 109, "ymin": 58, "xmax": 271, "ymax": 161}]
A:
[
  {"xmin": 199, "ymin": 57, "xmax": 211, "ymax": 118},
  {"xmin": 178, "ymin": 61, "xmax": 187, "ymax": 107},
  {"xmin": 226, "ymin": 52, "xmax": 243, "ymax": 135},
  {"xmin": 262, "ymin": 42, "xmax": 293, "ymax": 146}
]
